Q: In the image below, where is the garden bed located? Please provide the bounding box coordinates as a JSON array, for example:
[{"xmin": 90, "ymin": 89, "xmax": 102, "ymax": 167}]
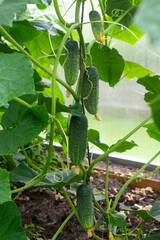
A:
[{"xmin": 15, "ymin": 169, "xmax": 160, "ymax": 240}]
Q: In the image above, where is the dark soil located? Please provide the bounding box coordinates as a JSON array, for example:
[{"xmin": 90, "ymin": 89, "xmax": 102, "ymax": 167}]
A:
[{"xmin": 14, "ymin": 171, "xmax": 160, "ymax": 240}]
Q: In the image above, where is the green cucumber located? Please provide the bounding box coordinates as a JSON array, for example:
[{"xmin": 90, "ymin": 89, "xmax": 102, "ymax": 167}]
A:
[
  {"xmin": 64, "ymin": 40, "xmax": 79, "ymax": 86},
  {"xmin": 83, "ymin": 66, "xmax": 99, "ymax": 115},
  {"xmin": 69, "ymin": 113, "xmax": 88, "ymax": 166},
  {"xmin": 77, "ymin": 184, "xmax": 94, "ymax": 230},
  {"xmin": 89, "ymin": 10, "xmax": 104, "ymax": 42}
]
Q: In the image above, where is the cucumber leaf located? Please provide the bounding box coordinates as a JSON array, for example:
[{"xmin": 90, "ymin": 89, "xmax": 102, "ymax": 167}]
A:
[
  {"xmin": 88, "ymin": 129, "xmax": 109, "ymax": 152},
  {"xmin": 10, "ymin": 162, "xmax": 82, "ymax": 188},
  {"xmin": 150, "ymin": 96, "xmax": 160, "ymax": 131},
  {"xmin": 120, "ymin": 205, "xmax": 153, "ymax": 221},
  {"xmin": 144, "ymin": 123, "xmax": 160, "ymax": 142},
  {"xmin": 107, "ymin": 20, "xmax": 144, "ymax": 45},
  {"xmin": 38, "ymin": 93, "xmax": 82, "ymax": 116},
  {"xmin": 104, "ymin": 0, "xmax": 140, "ymax": 26},
  {"xmin": 121, "ymin": 201, "xmax": 160, "ymax": 222},
  {"xmin": 124, "ymin": 61, "xmax": 154, "ymax": 79},
  {"xmin": 91, "ymin": 42, "xmax": 124, "ymax": 87},
  {"xmin": 0, "ymin": 0, "xmax": 41, "ymax": 27},
  {"xmin": 137, "ymin": 75, "xmax": 160, "ymax": 95},
  {"xmin": 0, "ymin": 169, "xmax": 11, "ymax": 204},
  {"xmin": 141, "ymin": 234, "xmax": 160, "ymax": 240},
  {"xmin": 0, "ymin": 201, "xmax": 27, "ymax": 240},
  {"xmin": 0, "ymin": 99, "xmax": 48, "ymax": 155},
  {"xmin": 0, "ymin": 52, "xmax": 34, "ymax": 106},
  {"xmin": 110, "ymin": 140, "xmax": 138, "ymax": 153}
]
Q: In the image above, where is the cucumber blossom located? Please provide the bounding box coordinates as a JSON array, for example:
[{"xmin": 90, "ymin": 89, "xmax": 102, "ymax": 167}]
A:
[
  {"xmin": 83, "ymin": 66, "xmax": 99, "ymax": 115},
  {"xmin": 64, "ymin": 40, "xmax": 79, "ymax": 86},
  {"xmin": 89, "ymin": 10, "xmax": 104, "ymax": 42},
  {"xmin": 69, "ymin": 113, "xmax": 88, "ymax": 166},
  {"xmin": 77, "ymin": 184, "xmax": 94, "ymax": 230}
]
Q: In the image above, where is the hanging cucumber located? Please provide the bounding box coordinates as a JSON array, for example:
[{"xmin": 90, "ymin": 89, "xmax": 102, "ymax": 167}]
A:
[
  {"xmin": 69, "ymin": 113, "xmax": 88, "ymax": 168},
  {"xmin": 83, "ymin": 66, "xmax": 99, "ymax": 116},
  {"xmin": 77, "ymin": 184, "xmax": 94, "ymax": 230},
  {"xmin": 64, "ymin": 40, "xmax": 79, "ymax": 86},
  {"xmin": 89, "ymin": 10, "xmax": 104, "ymax": 42}
]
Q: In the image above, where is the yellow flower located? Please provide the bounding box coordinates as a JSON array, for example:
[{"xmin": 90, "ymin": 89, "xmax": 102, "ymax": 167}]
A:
[
  {"xmin": 100, "ymin": 32, "xmax": 111, "ymax": 44},
  {"xmin": 109, "ymin": 232, "xmax": 115, "ymax": 240}
]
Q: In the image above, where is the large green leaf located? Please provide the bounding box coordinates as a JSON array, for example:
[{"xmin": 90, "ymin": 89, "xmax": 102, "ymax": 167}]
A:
[
  {"xmin": 137, "ymin": 75, "xmax": 160, "ymax": 95},
  {"xmin": 0, "ymin": 201, "xmax": 27, "ymax": 240},
  {"xmin": 0, "ymin": 0, "xmax": 41, "ymax": 27},
  {"xmin": 0, "ymin": 99, "xmax": 48, "ymax": 155},
  {"xmin": 0, "ymin": 43, "xmax": 17, "ymax": 54},
  {"xmin": 5, "ymin": 20, "xmax": 40, "ymax": 44},
  {"xmin": 110, "ymin": 140, "xmax": 138, "ymax": 153},
  {"xmin": 134, "ymin": 0, "xmax": 160, "ymax": 45},
  {"xmin": 0, "ymin": 52, "xmax": 34, "ymax": 106},
  {"xmin": 137, "ymin": 75, "xmax": 160, "ymax": 102},
  {"xmin": 24, "ymin": 31, "xmax": 63, "ymax": 77},
  {"xmin": 137, "ymin": 75, "xmax": 160, "ymax": 130},
  {"xmin": 90, "ymin": 42, "xmax": 124, "ymax": 87},
  {"xmin": 104, "ymin": 0, "xmax": 139, "ymax": 26},
  {"xmin": 121, "ymin": 201, "xmax": 160, "ymax": 222},
  {"xmin": 10, "ymin": 162, "xmax": 82, "ymax": 188},
  {"xmin": 120, "ymin": 205, "xmax": 153, "ymax": 221},
  {"xmin": 141, "ymin": 234, "xmax": 160, "ymax": 240},
  {"xmin": 44, "ymin": 81, "xmax": 65, "ymax": 104},
  {"xmin": 88, "ymin": 129, "xmax": 109, "ymax": 152},
  {"xmin": 150, "ymin": 96, "xmax": 160, "ymax": 131},
  {"xmin": 30, "ymin": 21, "xmax": 64, "ymax": 36},
  {"xmin": 37, "ymin": 0, "xmax": 52, "ymax": 9},
  {"xmin": 38, "ymin": 93, "xmax": 82, "ymax": 116},
  {"xmin": 149, "ymin": 201, "xmax": 160, "ymax": 221},
  {"xmin": 0, "ymin": 169, "xmax": 11, "ymax": 204},
  {"xmin": 110, "ymin": 211, "xmax": 127, "ymax": 227},
  {"xmin": 108, "ymin": 20, "xmax": 144, "ymax": 46},
  {"xmin": 124, "ymin": 61, "xmax": 154, "ymax": 79},
  {"xmin": 144, "ymin": 123, "xmax": 160, "ymax": 142}
]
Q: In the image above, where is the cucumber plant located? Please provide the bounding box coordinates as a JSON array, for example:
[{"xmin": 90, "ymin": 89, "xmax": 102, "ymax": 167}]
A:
[{"xmin": 0, "ymin": 0, "xmax": 160, "ymax": 240}]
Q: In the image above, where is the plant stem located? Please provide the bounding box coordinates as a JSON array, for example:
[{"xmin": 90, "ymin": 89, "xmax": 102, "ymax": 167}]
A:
[
  {"xmin": 135, "ymin": 220, "xmax": 146, "ymax": 240},
  {"xmin": 111, "ymin": 150, "xmax": 160, "ymax": 210},
  {"xmin": 105, "ymin": 155, "xmax": 109, "ymax": 207},
  {"xmin": 43, "ymin": 23, "xmax": 78, "ymax": 175},
  {"xmin": 98, "ymin": 0, "xmax": 107, "ymax": 22},
  {"xmin": 75, "ymin": 0, "xmax": 81, "ymax": 23},
  {"xmin": 90, "ymin": 0, "xmax": 94, "ymax": 10},
  {"xmin": 79, "ymin": 0, "xmax": 86, "ymax": 114},
  {"xmin": 11, "ymin": 173, "xmax": 44, "ymax": 194},
  {"xmin": 77, "ymin": 27, "xmax": 86, "ymax": 60},
  {"xmin": 92, "ymin": 195, "xmax": 107, "ymax": 222},
  {"xmin": 13, "ymin": 97, "xmax": 32, "ymax": 108},
  {"xmin": 0, "ymin": 26, "xmax": 79, "ymax": 101},
  {"xmin": 51, "ymin": 115, "xmax": 68, "ymax": 146},
  {"xmin": 53, "ymin": 0, "xmax": 71, "ymax": 28},
  {"xmin": 51, "ymin": 210, "xmax": 75, "ymax": 240},
  {"xmin": 87, "ymin": 114, "xmax": 152, "ymax": 177},
  {"xmin": 61, "ymin": 187, "xmax": 76, "ymax": 211},
  {"xmin": 22, "ymin": 146, "xmax": 42, "ymax": 173},
  {"xmin": 92, "ymin": 233, "xmax": 104, "ymax": 240}
]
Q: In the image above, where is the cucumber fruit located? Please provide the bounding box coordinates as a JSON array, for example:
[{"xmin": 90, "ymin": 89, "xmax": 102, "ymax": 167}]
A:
[
  {"xmin": 69, "ymin": 113, "xmax": 88, "ymax": 166},
  {"xmin": 89, "ymin": 10, "xmax": 104, "ymax": 42},
  {"xmin": 64, "ymin": 40, "xmax": 79, "ymax": 86},
  {"xmin": 77, "ymin": 184, "xmax": 94, "ymax": 230},
  {"xmin": 83, "ymin": 66, "xmax": 99, "ymax": 115}
]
